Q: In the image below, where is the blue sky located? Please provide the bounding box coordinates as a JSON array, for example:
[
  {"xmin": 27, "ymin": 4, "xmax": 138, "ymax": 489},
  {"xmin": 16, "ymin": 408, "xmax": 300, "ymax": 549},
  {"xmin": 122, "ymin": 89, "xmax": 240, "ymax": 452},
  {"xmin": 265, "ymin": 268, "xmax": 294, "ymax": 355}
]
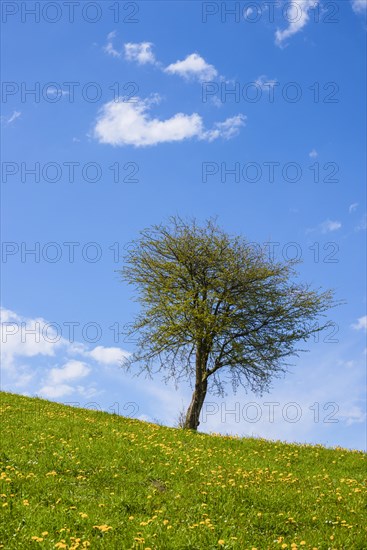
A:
[{"xmin": 1, "ymin": 0, "xmax": 366, "ymax": 450}]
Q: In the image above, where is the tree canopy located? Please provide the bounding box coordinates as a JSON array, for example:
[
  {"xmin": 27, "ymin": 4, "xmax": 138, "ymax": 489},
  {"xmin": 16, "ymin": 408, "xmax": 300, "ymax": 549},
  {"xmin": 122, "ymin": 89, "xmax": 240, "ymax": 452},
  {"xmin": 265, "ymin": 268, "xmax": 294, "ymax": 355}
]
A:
[{"xmin": 119, "ymin": 217, "xmax": 336, "ymax": 430}]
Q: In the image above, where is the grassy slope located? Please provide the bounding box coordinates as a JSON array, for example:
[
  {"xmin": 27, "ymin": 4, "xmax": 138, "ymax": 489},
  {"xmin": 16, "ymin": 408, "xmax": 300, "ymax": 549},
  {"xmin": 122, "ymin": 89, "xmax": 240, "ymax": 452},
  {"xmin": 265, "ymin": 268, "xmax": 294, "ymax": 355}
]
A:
[{"xmin": 0, "ymin": 392, "xmax": 366, "ymax": 550}]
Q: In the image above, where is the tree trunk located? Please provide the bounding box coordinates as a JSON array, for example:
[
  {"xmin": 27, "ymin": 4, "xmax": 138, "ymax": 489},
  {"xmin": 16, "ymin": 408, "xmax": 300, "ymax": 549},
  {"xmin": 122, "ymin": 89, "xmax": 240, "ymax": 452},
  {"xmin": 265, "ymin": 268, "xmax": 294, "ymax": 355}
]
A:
[
  {"xmin": 183, "ymin": 378, "xmax": 208, "ymax": 430},
  {"xmin": 183, "ymin": 347, "xmax": 208, "ymax": 430}
]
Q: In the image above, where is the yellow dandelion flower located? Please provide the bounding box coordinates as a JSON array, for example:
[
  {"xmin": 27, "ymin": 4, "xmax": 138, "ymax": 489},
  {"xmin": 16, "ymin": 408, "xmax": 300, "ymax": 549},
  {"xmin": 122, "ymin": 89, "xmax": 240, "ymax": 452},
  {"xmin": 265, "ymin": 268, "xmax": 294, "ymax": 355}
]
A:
[
  {"xmin": 93, "ymin": 525, "xmax": 112, "ymax": 532},
  {"xmin": 218, "ymin": 541, "xmax": 225, "ymax": 546}
]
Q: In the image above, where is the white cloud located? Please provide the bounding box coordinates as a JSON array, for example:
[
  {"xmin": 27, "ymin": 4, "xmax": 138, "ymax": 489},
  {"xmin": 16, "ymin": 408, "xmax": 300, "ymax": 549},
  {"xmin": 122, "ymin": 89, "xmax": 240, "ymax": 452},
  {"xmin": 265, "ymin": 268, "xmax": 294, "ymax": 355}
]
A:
[
  {"xmin": 355, "ymin": 214, "xmax": 367, "ymax": 231},
  {"xmin": 165, "ymin": 53, "xmax": 218, "ymax": 81},
  {"xmin": 1, "ymin": 307, "xmax": 130, "ymax": 398},
  {"xmin": 309, "ymin": 149, "xmax": 318, "ymax": 158},
  {"xmin": 351, "ymin": 0, "xmax": 367, "ymax": 14},
  {"xmin": 255, "ymin": 75, "xmax": 278, "ymax": 90},
  {"xmin": 320, "ymin": 219, "xmax": 342, "ymax": 233},
  {"xmin": 0, "ymin": 307, "xmax": 65, "ymax": 370},
  {"xmin": 103, "ymin": 34, "xmax": 220, "ymax": 83},
  {"xmin": 48, "ymin": 360, "xmax": 90, "ymax": 384},
  {"xmin": 89, "ymin": 345, "xmax": 129, "ymax": 365},
  {"xmin": 275, "ymin": 0, "xmax": 318, "ymax": 47},
  {"xmin": 38, "ymin": 384, "xmax": 75, "ymax": 398},
  {"xmin": 340, "ymin": 405, "xmax": 366, "ymax": 427},
  {"xmin": 352, "ymin": 316, "xmax": 367, "ymax": 331},
  {"xmin": 93, "ymin": 97, "xmax": 245, "ymax": 147},
  {"xmin": 103, "ymin": 30, "xmax": 122, "ymax": 58},
  {"xmin": 349, "ymin": 202, "xmax": 358, "ymax": 213},
  {"xmin": 7, "ymin": 110, "xmax": 21, "ymax": 123},
  {"xmin": 124, "ymin": 42, "xmax": 156, "ymax": 65},
  {"xmin": 46, "ymin": 88, "xmax": 69, "ymax": 98},
  {"xmin": 1, "ymin": 110, "xmax": 21, "ymax": 125},
  {"xmin": 38, "ymin": 360, "xmax": 91, "ymax": 399},
  {"xmin": 203, "ymin": 115, "xmax": 247, "ymax": 142}
]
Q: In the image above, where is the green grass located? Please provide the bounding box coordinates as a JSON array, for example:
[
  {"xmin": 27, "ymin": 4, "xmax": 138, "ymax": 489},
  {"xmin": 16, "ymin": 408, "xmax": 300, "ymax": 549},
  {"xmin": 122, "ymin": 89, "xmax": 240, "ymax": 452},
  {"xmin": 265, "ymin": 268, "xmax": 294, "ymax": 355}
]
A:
[{"xmin": 0, "ymin": 392, "xmax": 366, "ymax": 549}]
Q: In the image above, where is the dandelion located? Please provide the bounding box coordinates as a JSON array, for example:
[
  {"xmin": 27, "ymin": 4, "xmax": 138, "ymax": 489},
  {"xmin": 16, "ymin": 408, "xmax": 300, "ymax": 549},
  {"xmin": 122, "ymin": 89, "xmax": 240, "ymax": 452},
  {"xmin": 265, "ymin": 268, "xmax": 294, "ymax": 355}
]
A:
[
  {"xmin": 93, "ymin": 524, "xmax": 112, "ymax": 532},
  {"xmin": 23, "ymin": 499, "xmax": 29, "ymax": 506},
  {"xmin": 218, "ymin": 541, "xmax": 225, "ymax": 546}
]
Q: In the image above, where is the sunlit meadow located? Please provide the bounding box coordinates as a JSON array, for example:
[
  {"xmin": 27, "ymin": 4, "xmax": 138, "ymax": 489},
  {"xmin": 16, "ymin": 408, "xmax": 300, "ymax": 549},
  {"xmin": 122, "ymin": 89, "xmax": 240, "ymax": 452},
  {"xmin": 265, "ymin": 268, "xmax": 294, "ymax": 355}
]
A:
[{"xmin": 0, "ymin": 392, "xmax": 366, "ymax": 549}]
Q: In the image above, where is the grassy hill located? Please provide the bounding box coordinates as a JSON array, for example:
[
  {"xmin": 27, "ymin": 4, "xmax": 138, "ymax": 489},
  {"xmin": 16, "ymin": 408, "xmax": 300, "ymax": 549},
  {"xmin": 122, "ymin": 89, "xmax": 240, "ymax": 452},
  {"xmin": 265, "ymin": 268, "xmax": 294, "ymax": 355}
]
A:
[{"xmin": 0, "ymin": 392, "xmax": 366, "ymax": 549}]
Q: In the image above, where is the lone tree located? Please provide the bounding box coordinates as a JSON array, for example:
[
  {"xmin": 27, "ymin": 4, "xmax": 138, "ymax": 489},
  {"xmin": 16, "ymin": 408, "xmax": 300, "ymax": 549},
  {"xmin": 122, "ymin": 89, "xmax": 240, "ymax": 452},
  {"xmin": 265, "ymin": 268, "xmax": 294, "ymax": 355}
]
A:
[{"xmin": 120, "ymin": 217, "xmax": 336, "ymax": 430}]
